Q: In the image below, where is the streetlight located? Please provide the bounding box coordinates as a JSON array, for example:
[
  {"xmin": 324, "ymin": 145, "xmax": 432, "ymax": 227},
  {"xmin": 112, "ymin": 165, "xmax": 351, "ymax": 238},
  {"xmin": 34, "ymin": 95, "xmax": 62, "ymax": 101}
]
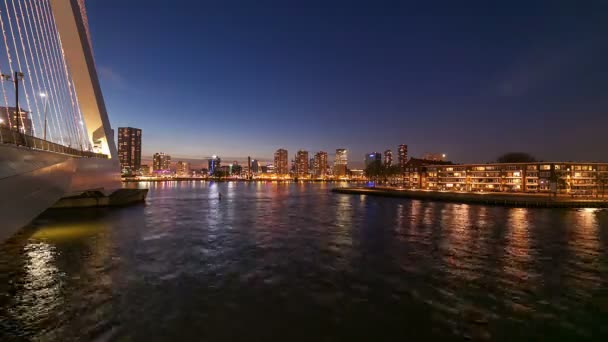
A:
[{"xmin": 40, "ymin": 92, "xmax": 49, "ymax": 140}]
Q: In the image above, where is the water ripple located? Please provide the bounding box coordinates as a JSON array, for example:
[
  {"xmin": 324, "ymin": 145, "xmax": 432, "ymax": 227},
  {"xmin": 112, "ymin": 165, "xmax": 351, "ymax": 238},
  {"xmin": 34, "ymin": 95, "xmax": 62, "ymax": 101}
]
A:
[{"xmin": 0, "ymin": 182, "xmax": 607, "ymax": 341}]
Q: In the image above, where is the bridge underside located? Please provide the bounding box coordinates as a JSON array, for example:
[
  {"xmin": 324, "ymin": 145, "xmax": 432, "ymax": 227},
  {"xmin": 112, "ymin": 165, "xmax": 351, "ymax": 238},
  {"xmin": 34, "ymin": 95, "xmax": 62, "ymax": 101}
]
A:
[{"xmin": 0, "ymin": 143, "xmax": 120, "ymax": 242}]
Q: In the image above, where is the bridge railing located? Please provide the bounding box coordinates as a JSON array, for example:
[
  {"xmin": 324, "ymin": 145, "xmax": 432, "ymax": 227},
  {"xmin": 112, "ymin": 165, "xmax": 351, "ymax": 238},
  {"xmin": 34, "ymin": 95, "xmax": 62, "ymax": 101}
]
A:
[{"xmin": 0, "ymin": 126, "xmax": 108, "ymax": 159}]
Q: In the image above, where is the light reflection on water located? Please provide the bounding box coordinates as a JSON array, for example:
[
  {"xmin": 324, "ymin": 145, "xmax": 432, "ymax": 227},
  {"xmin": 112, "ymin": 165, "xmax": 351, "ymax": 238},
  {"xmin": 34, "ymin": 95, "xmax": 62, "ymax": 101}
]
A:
[{"xmin": 0, "ymin": 182, "xmax": 607, "ymax": 341}]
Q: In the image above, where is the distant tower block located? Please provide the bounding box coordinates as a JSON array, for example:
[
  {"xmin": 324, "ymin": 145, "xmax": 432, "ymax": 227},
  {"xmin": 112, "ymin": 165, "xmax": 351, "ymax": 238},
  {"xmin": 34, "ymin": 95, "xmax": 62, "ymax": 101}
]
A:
[
  {"xmin": 398, "ymin": 144, "xmax": 408, "ymax": 170},
  {"xmin": 248, "ymin": 156, "xmax": 252, "ymax": 177},
  {"xmin": 384, "ymin": 149, "xmax": 393, "ymax": 167}
]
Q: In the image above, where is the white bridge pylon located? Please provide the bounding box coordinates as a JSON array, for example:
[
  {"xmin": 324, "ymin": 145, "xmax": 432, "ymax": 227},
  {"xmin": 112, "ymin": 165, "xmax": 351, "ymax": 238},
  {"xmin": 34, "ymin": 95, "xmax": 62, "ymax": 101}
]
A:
[{"xmin": 49, "ymin": 0, "xmax": 116, "ymax": 159}]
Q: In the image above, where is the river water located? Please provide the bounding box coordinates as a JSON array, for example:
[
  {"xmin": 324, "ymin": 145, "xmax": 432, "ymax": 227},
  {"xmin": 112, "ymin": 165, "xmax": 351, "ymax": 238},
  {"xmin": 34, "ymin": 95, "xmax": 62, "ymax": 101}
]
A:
[{"xmin": 1, "ymin": 182, "xmax": 607, "ymax": 341}]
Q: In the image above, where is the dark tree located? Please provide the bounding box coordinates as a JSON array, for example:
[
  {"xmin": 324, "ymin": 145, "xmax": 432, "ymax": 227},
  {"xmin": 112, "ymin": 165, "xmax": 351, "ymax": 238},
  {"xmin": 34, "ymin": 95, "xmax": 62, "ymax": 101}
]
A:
[
  {"xmin": 597, "ymin": 172, "xmax": 608, "ymax": 198},
  {"xmin": 212, "ymin": 170, "xmax": 227, "ymax": 179},
  {"xmin": 386, "ymin": 165, "xmax": 402, "ymax": 177},
  {"xmin": 364, "ymin": 162, "xmax": 383, "ymax": 181},
  {"xmin": 497, "ymin": 152, "xmax": 536, "ymax": 163},
  {"xmin": 365, "ymin": 163, "xmax": 402, "ymax": 184},
  {"xmin": 549, "ymin": 172, "xmax": 567, "ymax": 195}
]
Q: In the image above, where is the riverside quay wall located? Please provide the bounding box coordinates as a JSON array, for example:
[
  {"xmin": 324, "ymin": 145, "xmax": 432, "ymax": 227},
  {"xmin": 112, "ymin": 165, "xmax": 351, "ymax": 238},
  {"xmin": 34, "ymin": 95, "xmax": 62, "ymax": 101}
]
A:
[{"xmin": 333, "ymin": 187, "xmax": 608, "ymax": 208}]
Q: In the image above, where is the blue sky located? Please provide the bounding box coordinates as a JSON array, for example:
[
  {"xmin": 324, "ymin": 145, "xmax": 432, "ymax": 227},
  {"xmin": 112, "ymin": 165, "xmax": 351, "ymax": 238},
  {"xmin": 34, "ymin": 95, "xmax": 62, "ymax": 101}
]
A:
[{"xmin": 86, "ymin": 0, "xmax": 608, "ymax": 166}]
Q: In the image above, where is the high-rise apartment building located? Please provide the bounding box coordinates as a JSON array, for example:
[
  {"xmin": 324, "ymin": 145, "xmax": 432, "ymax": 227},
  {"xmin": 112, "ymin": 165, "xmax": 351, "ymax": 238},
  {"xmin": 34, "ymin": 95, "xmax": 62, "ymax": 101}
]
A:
[
  {"xmin": 251, "ymin": 159, "xmax": 260, "ymax": 174},
  {"xmin": 153, "ymin": 152, "xmax": 171, "ymax": 172},
  {"xmin": 140, "ymin": 164, "xmax": 151, "ymax": 176},
  {"xmin": 230, "ymin": 161, "xmax": 242, "ymax": 176},
  {"xmin": 208, "ymin": 155, "xmax": 221, "ymax": 175},
  {"xmin": 335, "ymin": 148, "xmax": 347, "ymax": 166},
  {"xmin": 176, "ymin": 161, "xmax": 190, "ymax": 176},
  {"xmin": 295, "ymin": 150, "xmax": 309, "ymax": 178},
  {"xmin": 274, "ymin": 149, "xmax": 289, "ymax": 175},
  {"xmin": 365, "ymin": 152, "xmax": 382, "ymax": 168},
  {"xmin": 313, "ymin": 151, "xmax": 329, "ymax": 178},
  {"xmin": 334, "ymin": 148, "xmax": 348, "ymax": 176},
  {"xmin": 398, "ymin": 144, "xmax": 408, "ymax": 170},
  {"xmin": 117, "ymin": 127, "xmax": 142, "ymax": 173},
  {"xmin": 384, "ymin": 149, "xmax": 393, "ymax": 167}
]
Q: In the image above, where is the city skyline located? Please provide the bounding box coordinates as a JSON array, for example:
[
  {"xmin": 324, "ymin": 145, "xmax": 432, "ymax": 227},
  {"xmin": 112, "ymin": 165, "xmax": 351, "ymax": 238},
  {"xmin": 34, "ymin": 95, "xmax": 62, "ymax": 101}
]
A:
[
  {"xmin": 88, "ymin": 0, "xmax": 608, "ymax": 164},
  {"xmin": 136, "ymin": 147, "xmax": 437, "ymax": 170}
]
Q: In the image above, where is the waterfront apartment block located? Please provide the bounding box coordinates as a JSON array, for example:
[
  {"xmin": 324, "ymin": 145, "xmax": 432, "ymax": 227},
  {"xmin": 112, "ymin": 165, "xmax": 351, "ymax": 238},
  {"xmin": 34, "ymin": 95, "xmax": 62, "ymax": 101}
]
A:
[
  {"xmin": 403, "ymin": 161, "xmax": 608, "ymax": 194},
  {"xmin": 176, "ymin": 161, "xmax": 190, "ymax": 176},
  {"xmin": 313, "ymin": 151, "xmax": 328, "ymax": 178},
  {"xmin": 153, "ymin": 152, "xmax": 171, "ymax": 172},
  {"xmin": 117, "ymin": 127, "xmax": 142, "ymax": 173},
  {"xmin": 295, "ymin": 150, "xmax": 309, "ymax": 178},
  {"xmin": 402, "ymin": 158, "xmax": 452, "ymax": 189},
  {"xmin": 398, "ymin": 144, "xmax": 408, "ymax": 170},
  {"xmin": 333, "ymin": 148, "xmax": 348, "ymax": 176},
  {"xmin": 274, "ymin": 149, "xmax": 289, "ymax": 175}
]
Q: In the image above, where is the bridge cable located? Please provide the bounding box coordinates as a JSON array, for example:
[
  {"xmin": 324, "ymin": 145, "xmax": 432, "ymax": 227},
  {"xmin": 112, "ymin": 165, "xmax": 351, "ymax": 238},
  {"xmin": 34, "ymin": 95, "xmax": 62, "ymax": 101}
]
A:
[
  {"xmin": 21, "ymin": 0, "xmax": 53, "ymax": 142},
  {"xmin": 25, "ymin": 0, "xmax": 63, "ymax": 144},
  {"xmin": 42, "ymin": 0, "xmax": 82, "ymax": 149},
  {"xmin": 36, "ymin": 0, "xmax": 74, "ymax": 146},
  {"xmin": 30, "ymin": 0, "xmax": 67, "ymax": 145}
]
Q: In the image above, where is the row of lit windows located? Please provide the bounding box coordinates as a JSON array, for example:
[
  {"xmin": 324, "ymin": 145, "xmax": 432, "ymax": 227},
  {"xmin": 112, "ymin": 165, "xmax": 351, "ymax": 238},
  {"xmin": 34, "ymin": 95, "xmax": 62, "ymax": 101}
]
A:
[
  {"xmin": 572, "ymin": 180, "xmax": 595, "ymax": 184},
  {"xmin": 435, "ymin": 164, "xmax": 608, "ymax": 172},
  {"xmin": 429, "ymin": 172, "xmax": 605, "ymax": 180},
  {"xmin": 469, "ymin": 172, "xmax": 501, "ymax": 177}
]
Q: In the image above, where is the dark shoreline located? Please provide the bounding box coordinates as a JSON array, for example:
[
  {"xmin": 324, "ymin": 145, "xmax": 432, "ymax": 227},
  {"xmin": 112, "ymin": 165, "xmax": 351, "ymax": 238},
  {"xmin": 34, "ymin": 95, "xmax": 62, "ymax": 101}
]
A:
[{"xmin": 332, "ymin": 187, "xmax": 608, "ymax": 208}]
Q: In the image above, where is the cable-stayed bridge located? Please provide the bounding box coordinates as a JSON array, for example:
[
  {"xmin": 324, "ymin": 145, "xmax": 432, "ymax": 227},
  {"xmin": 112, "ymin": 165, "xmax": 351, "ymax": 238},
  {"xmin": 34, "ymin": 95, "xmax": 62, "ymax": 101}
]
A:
[{"xmin": 0, "ymin": 0, "xmax": 120, "ymax": 241}]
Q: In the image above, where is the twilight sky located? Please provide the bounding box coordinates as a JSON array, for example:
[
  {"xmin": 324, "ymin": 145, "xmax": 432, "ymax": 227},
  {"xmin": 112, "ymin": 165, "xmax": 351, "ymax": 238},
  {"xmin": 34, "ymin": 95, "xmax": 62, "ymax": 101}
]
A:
[{"xmin": 86, "ymin": 0, "xmax": 608, "ymax": 166}]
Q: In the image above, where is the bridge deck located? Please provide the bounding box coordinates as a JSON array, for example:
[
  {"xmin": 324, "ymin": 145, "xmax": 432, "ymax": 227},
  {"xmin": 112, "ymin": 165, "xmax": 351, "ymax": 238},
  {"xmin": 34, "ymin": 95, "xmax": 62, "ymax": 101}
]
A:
[{"xmin": 0, "ymin": 127, "xmax": 107, "ymax": 159}]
